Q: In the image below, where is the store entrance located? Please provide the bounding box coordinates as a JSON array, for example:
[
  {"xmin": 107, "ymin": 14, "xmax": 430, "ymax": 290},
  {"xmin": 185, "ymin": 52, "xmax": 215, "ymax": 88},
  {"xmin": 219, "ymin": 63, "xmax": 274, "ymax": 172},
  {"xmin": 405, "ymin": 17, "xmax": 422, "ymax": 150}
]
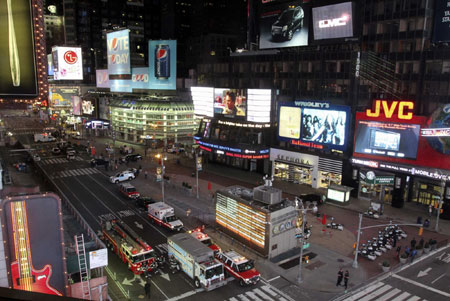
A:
[
  {"xmin": 412, "ymin": 180, "xmax": 443, "ymax": 206},
  {"xmin": 273, "ymin": 161, "xmax": 312, "ymax": 186}
]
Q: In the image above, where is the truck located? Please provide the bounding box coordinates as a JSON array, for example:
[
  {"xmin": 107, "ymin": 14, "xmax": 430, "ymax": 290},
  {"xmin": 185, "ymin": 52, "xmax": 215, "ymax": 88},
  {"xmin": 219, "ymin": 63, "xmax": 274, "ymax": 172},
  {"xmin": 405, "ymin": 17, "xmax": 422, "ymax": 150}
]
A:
[
  {"xmin": 34, "ymin": 133, "xmax": 56, "ymax": 143},
  {"xmin": 189, "ymin": 227, "xmax": 221, "ymax": 256},
  {"xmin": 147, "ymin": 202, "xmax": 183, "ymax": 231},
  {"xmin": 101, "ymin": 219, "xmax": 157, "ymax": 275},
  {"xmin": 168, "ymin": 233, "xmax": 226, "ymax": 291},
  {"xmin": 216, "ymin": 250, "xmax": 260, "ymax": 286}
]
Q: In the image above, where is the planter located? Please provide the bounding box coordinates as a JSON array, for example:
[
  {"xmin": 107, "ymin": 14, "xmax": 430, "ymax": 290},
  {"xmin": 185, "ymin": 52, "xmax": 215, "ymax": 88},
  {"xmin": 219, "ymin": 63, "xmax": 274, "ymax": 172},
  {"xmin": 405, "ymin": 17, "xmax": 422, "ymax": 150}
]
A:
[
  {"xmin": 399, "ymin": 257, "xmax": 407, "ymax": 264},
  {"xmin": 382, "ymin": 265, "xmax": 390, "ymax": 272}
]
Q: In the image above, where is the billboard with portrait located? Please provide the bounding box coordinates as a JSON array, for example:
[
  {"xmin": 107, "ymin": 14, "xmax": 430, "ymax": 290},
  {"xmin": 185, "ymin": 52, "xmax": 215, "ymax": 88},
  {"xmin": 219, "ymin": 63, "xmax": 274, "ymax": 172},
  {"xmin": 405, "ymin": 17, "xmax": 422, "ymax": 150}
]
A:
[
  {"xmin": 52, "ymin": 46, "xmax": 83, "ymax": 80},
  {"xmin": 132, "ymin": 67, "xmax": 149, "ymax": 90},
  {"xmin": 432, "ymin": 0, "xmax": 450, "ymax": 43},
  {"xmin": 107, "ymin": 29, "xmax": 131, "ymax": 75},
  {"xmin": 72, "ymin": 96, "xmax": 81, "ymax": 116},
  {"xmin": 354, "ymin": 120, "xmax": 420, "ymax": 160},
  {"xmin": 312, "ymin": 2, "xmax": 353, "ymax": 40},
  {"xmin": 149, "ymin": 40, "xmax": 176, "ymax": 90},
  {"xmin": 96, "ymin": 69, "xmax": 110, "ymax": 88},
  {"xmin": 259, "ymin": 1, "xmax": 310, "ymax": 49},
  {"xmin": 49, "ymin": 86, "xmax": 80, "ymax": 108},
  {"xmin": 278, "ymin": 101, "xmax": 350, "ymax": 150},
  {"xmin": 213, "ymin": 88, "xmax": 247, "ymax": 119},
  {"xmin": 0, "ymin": 0, "xmax": 37, "ymax": 96}
]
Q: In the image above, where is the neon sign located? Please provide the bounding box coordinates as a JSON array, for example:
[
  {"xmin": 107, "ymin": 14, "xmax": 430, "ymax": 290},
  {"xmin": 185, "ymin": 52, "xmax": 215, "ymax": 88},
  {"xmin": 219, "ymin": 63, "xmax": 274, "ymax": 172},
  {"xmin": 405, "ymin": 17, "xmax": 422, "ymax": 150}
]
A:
[
  {"xmin": 318, "ymin": 15, "xmax": 349, "ymax": 28},
  {"xmin": 366, "ymin": 100, "xmax": 414, "ymax": 120}
]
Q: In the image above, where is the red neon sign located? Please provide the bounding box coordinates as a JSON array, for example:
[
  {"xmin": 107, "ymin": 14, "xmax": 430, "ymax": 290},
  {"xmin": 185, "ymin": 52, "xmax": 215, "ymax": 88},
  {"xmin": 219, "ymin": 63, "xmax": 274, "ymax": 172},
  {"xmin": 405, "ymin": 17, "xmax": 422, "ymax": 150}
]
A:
[
  {"xmin": 290, "ymin": 140, "xmax": 324, "ymax": 149},
  {"xmin": 366, "ymin": 100, "xmax": 414, "ymax": 120}
]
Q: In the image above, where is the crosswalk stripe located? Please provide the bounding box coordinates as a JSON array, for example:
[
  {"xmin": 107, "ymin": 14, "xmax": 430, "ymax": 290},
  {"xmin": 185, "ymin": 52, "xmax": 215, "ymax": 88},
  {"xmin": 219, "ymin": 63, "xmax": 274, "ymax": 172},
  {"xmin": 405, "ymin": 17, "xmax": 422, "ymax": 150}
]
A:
[
  {"xmin": 61, "ymin": 171, "xmax": 70, "ymax": 177},
  {"xmin": 391, "ymin": 292, "xmax": 411, "ymax": 301},
  {"xmin": 230, "ymin": 298, "xmax": 239, "ymax": 301},
  {"xmin": 73, "ymin": 169, "xmax": 82, "ymax": 176},
  {"xmin": 69, "ymin": 170, "xmax": 77, "ymax": 176},
  {"xmin": 406, "ymin": 297, "xmax": 420, "ymax": 301},
  {"xmin": 245, "ymin": 292, "xmax": 263, "ymax": 301},
  {"xmin": 237, "ymin": 294, "xmax": 251, "ymax": 301},
  {"xmin": 253, "ymin": 288, "xmax": 273, "ymax": 300},
  {"xmin": 359, "ymin": 285, "xmax": 392, "ymax": 301},
  {"xmin": 89, "ymin": 168, "xmax": 98, "ymax": 174},
  {"xmin": 344, "ymin": 282, "xmax": 385, "ymax": 300},
  {"xmin": 377, "ymin": 288, "xmax": 402, "ymax": 301},
  {"xmin": 261, "ymin": 286, "xmax": 278, "ymax": 297}
]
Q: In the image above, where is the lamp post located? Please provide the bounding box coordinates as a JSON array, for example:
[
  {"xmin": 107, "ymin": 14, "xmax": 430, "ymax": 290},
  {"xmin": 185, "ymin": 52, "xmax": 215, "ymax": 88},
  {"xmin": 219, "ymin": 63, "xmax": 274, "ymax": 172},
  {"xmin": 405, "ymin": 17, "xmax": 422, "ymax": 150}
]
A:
[
  {"xmin": 156, "ymin": 153, "xmax": 166, "ymax": 202},
  {"xmin": 192, "ymin": 148, "xmax": 203, "ymax": 199},
  {"xmin": 295, "ymin": 197, "xmax": 317, "ymax": 284}
]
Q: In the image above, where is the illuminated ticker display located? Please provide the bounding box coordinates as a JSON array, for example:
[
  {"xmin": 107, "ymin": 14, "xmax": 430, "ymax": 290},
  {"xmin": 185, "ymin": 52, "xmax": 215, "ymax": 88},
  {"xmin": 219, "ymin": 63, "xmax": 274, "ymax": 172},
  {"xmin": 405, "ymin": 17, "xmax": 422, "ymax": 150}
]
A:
[{"xmin": 216, "ymin": 193, "xmax": 267, "ymax": 248}]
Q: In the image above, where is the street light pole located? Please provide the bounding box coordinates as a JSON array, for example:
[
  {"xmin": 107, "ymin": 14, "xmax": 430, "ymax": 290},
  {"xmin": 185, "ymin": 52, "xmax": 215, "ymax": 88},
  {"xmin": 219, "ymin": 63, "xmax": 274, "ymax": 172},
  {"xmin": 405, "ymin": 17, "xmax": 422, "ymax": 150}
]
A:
[
  {"xmin": 161, "ymin": 156, "xmax": 165, "ymax": 203},
  {"xmin": 195, "ymin": 151, "xmax": 199, "ymax": 199},
  {"xmin": 297, "ymin": 208, "xmax": 306, "ymax": 284},
  {"xmin": 352, "ymin": 213, "xmax": 363, "ymax": 268}
]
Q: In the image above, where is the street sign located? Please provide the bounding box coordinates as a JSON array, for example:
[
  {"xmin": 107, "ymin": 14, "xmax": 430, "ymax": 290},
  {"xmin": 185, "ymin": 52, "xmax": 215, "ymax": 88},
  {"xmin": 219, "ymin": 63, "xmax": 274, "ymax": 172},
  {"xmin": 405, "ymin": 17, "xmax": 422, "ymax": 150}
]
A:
[{"xmin": 89, "ymin": 248, "xmax": 108, "ymax": 269}]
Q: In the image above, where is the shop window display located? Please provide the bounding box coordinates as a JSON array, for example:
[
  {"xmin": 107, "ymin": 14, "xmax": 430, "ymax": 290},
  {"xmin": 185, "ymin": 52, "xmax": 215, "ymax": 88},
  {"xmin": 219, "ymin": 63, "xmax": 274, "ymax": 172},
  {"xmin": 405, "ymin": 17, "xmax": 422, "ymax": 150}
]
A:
[
  {"xmin": 274, "ymin": 162, "xmax": 312, "ymax": 185},
  {"xmin": 319, "ymin": 171, "xmax": 342, "ymax": 188}
]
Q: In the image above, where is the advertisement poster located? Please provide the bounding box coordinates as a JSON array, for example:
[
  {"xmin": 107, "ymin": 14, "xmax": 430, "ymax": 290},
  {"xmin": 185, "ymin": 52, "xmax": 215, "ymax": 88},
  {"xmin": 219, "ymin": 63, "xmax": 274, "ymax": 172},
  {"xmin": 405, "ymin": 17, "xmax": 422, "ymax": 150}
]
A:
[
  {"xmin": 72, "ymin": 96, "xmax": 81, "ymax": 116},
  {"xmin": 132, "ymin": 67, "xmax": 149, "ymax": 89},
  {"xmin": 48, "ymin": 54, "xmax": 54, "ymax": 76},
  {"xmin": 213, "ymin": 88, "xmax": 246, "ymax": 118},
  {"xmin": 424, "ymin": 103, "xmax": 450, "ymax": 154},
  {"xmin": 354, "ymin": 121, "xmax": 420, "ymax": 159},
  {"xmin": 96, "ymin": 69, "xmax": 110, "ymax": 88},
  {"xmin": 149, "ymin": 40, "xmax": 177, "ymax": 90},
  {"xmin": 312, "ymin": 2, "xmax": 353, "ymax": 40},
  {"xmin": 191, "ymin": 86, "xmax": 214, "ymax": 117},
  {"xmin": 52, "ymin": 46, "xmax": 83, "ymax": 80},
  {"xmin": 279, "ymin": 106, "xmax": 301, "ymax": 138},
  {"xmin": 259, "ymin": 1, "xmax": 310, "ymax": 49},
  {"xmin": 432, "ymin": 0, "xmax": 450, "ymax": 43},
  {"xmin": 110, "ymin": 79, "xmax": 132, "ymax": 93},
  {"xmin": 247, "ymin": 89, "xmax": 272, "ymax": 123},
  {"xmin": 98, "ymin": 97, "xmax": 110, "ymax": 120},
  {"xmin": 107, "ymin": 29, "xmax": 131, "ymax": 75},
  {"xmin": 49, "ymin": 86, "xmax": 80, "ymax": 107},
  {"xmin": 301, "ymin": 108, "xmax": 347, "ymax": 145},
  {"xmin": 0, "ymin": 0, "xmax": 37, "ymax": 96},
  {"xmin": 82, "ymin": 99, "xmax": 96, "ymax": 116}
]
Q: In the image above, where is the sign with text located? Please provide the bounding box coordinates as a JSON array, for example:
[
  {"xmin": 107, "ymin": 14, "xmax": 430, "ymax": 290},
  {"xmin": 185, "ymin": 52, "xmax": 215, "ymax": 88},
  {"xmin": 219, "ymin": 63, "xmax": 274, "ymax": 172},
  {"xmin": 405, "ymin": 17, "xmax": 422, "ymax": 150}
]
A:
[
  {"xmin": 89, "ymin": 248, "xmax": 108, "ymax": 269},
  {"xmin": 149, "ymin": 40, "xmax": 176, "ymax": 90},
  {"xmin": 366, "ymin": 100, "xmax": 414, "ymax": 120},
  {"xmin": 132, "ymin": 67, "xmax": 149, "ymax": 89},
  {"xmin": 49, "ymin": 86, "xmax": 80, "ymax": 108},
  {"xmin": 312, "ymin": 2, "xmax": 353, "ymax": 40},
  {"xmin": 433, "ymin": 0, "xmax": 450, "ymax": 43},
  {"xmin": 110, "ymin": 79, "xmax": 132, "ymax": 93},
  {"xmin": 52, "ymin": 46, "xmax": 83, "ymax": 80},
  {"xmin": 107, "ymin": 30, "xmax": 130, "ymax": 75}
]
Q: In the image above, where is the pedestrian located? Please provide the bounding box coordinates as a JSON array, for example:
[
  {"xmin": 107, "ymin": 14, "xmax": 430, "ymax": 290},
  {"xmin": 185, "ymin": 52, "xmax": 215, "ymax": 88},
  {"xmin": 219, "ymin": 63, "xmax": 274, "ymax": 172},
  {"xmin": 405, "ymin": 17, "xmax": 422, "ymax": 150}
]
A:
[
  {"xmin": 419, "ymin": 238, "xmax": 424, "ymax": 247},
  {"xmin": 144, "ymin": 170, "xmax": 148, "ymax": 179},
  {"xmin": 336, "ymin": 268, "xmax": 343, "ymax": 286},
  {"xmin": 424, "ymin": 219, "xmax": 430, "ymax": 228},
  {"xmin": 396, "ymin": 246, "xmax": 402, "ymax": 259},
  {"xmin": 429, "ymin": 204, "xmax": 433, "ymax": 217},
  {"xmin": 344, "ymin": 270, "xmax": 349, "ymax": 290},
  {"xmin": 410, "ymin": 248, "xmax": 417, "ymax": 263},
  {"xmin": 405, "ymin": 246, "xmax": 410, "ymax": 257},
  {"xmin": 410, "ymin": 237, "xmax": 416, "ymax": 249},
  {"xmin": 393, "ymin": 235, "xmax": 397, "ymax": 248},
  {"xmin": 144, "ymin": 280, "xmax": 151, "ymax": 298}
]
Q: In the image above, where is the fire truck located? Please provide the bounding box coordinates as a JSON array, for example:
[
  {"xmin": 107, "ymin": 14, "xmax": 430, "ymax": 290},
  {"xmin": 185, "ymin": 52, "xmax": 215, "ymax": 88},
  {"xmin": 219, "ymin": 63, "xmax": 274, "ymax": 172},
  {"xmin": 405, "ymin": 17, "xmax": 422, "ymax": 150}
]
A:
[
  {"xmin": 101, "ymin": 219, "xmax": 157, "ymax": 275},
  {"xmin": 189, "ymin": 227, "xmax": 221, "ymax": 255},
  {"xmin": 216, "ymin": 250, "xmax": 260, "ymax": 286}
]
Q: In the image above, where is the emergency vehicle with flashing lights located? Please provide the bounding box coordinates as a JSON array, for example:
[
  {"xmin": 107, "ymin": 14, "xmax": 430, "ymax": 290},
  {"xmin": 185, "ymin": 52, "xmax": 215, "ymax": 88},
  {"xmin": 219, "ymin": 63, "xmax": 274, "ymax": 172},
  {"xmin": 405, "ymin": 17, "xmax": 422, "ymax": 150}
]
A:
[
  {"xmin": 148, "ymin": 202, "xmax": 183, "ymax": 231},
  {"xmin": 216, "ymin": 250, "xmax": 260, "ymax": 286},
  {"xmin": 100, "ymin": 219, "xmax": 157, "ymax": 275},
  {"xmin": 189, "ymin": 227, "xmax": 221, "ymax": 255},
  {"xmin": 119, "ymin": 183, "xmax": 140, "ymax": 199},
  {"xmin": 168, "ymin": 233, "xmax": 226, "ymax": 291}
]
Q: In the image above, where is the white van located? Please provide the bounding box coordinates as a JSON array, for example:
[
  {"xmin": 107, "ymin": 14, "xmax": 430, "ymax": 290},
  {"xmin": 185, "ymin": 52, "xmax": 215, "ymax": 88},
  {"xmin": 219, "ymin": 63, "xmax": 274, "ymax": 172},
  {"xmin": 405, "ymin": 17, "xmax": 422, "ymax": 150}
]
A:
[{"xmin": 34, "ymin": 133, "xmax": 56, "ymax": 143}]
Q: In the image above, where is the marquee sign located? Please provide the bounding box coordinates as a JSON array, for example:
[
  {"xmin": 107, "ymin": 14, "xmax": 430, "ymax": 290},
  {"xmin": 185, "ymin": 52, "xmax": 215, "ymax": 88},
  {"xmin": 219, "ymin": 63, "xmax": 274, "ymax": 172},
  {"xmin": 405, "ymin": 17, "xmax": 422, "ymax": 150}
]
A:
[{"xmin": 366, "ymin": 100, "xmax": 414, "ymax": 120}]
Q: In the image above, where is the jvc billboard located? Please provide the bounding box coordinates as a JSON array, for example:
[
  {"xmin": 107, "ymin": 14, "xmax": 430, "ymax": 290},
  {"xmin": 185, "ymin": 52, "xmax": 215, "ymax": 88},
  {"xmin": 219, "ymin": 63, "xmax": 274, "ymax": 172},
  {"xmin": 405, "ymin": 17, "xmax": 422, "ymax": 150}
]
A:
[
  {"xmin": 107, "ymin": 29, "xmax": 131, "ymax": 75},
  {"xmin": 149, "ymin": 40, "xmax": 176, "ymax": 90}
]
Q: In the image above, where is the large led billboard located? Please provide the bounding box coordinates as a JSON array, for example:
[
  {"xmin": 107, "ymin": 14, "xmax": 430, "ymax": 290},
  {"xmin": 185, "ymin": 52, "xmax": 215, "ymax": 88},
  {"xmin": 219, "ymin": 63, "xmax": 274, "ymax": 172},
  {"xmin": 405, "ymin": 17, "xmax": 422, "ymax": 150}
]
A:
[
  {"xmin": 52, "ymin": 46, "xmax": 83, "ymax": 80},
  {"xmin": 259, "ymin": 1, "xmax": 309, "ymax": 49},
  {"xmin": 96, "ymin": 69, "xmax": 110, "ymax": 88},
  {"xmin": 354, "ymin": 120, "xmax": 420, "ymax": 159},
  {"xmin": 0, "ymin": 0, "xmax": 37, "ymax": 96},
  {"xmin": 432, "ymin": 0, "xmax": 450, "ymax": 43},
  {"xmin": 247, "ymin": 89, "xmax": 271, "ymax": 123},
  {"xmin": 149, "ymin": 40, "xmax": 177, "ymax": 90},
  {"xmin": 312, "ymin": 2, "xmax": 353, "ymax": 40},
  {"xmin": 110, "ymin": 79, "xmax": 132, "ymax": 93},
  {"xmin": 132, "ymin": 67, "xmax": 149, "ymax": 90},
  {"xmin": 191, "ymin": 87, "xmax": 214, "ymax": 117},
  {"xmin": 107, "ymin": 29, "xmax": 131, "ymax": 75},
  {"xmin": 278, "ymin": 101, "xmax": 350, "ymax": 150},
  {"xmin": 49, "ymin": 86, "xmax": 80, "ymax": 107},
  {"xmin": 214, "ymin": 88, "xmax": 247, "ymax": 119}
]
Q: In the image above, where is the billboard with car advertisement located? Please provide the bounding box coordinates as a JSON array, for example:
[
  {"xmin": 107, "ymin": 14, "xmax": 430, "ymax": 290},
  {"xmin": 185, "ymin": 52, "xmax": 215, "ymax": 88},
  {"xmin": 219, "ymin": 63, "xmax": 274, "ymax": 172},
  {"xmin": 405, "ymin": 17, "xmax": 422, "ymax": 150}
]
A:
[
  {"xmin": 0, "ymin": 0, "xmax": 37, "ymax": 96},
  {"xmin": 96, "ymin": 69, "xmax": 110, "ymax": 88},
  {"xmin": 312, "ymin": 2, "xmax": 353, "ymax": 40},
  {"xmin": 432, "ymin": 0, "xmax": 450, "ymax": 43},
  {"xmin": 107, "ymin": 29, "xmax": 131, "ymax": 75},
  {"xmin": 52, "ymin": 46, "xmax": 83, "ymax": 80},
  {"xmin": 259, "ymin": 1, "xmax": 310, "ymax": 49},
  {"xmin": 278, "ymin": 101, "xmax": 350, "ymax": 151},
  {"xmin": 149, "ymin": 40, "xmax": 176, "ymax": 90},
  {"xmin": 132, "ymin": 67, "xmax": 149, "ymax": 90},
  {"xmin": 49, "ymin": 86, "xmax": 80, "ymax": 108}
]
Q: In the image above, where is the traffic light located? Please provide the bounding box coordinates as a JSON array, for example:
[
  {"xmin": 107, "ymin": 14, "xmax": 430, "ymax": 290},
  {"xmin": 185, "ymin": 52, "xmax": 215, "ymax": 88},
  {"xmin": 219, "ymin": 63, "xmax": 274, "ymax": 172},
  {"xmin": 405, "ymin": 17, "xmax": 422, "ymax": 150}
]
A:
[{"xmin": 418, "ymin": 227, "xmax": 423, "ymax": 236}]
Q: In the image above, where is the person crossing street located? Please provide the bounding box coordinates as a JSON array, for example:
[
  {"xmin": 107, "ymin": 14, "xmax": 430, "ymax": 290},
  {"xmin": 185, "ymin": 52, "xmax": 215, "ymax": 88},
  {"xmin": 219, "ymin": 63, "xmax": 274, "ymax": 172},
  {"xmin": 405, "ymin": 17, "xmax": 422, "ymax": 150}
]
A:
[
  {"xmin": 336, "ymin": 268, "xmax": 343, "ymax": 286},
  {"xmin": 344, "ymin": 270, "xmax": 350, "ymax": 290}
]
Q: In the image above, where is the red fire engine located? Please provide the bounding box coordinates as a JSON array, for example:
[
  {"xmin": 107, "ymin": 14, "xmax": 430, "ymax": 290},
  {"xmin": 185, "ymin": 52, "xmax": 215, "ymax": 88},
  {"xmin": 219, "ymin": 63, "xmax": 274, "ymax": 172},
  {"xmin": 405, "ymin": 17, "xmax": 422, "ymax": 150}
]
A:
[
  {"xmin": 189, "ymin": 227, "xmax": 221, "ymax": 255},
  {"xmin": 216, "ymin": 250, "xmax": 260, "ymax": 286},
  {"xmin": 101, "ymin": 219, "xmax": 157, "ymax": 275}
]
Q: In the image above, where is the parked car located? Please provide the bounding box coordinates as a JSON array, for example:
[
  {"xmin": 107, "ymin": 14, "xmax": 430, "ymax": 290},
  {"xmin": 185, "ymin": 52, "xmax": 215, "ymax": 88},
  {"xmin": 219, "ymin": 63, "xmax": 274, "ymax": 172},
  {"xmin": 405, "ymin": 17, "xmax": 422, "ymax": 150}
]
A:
[
  {"xmin": 135, "ymin": 196, "xmax": 156, "ymax": 210},
  {"xmin": 52, "ymin": 147, "xmax": 61, "ymax": 155},
  {"xmin": 66, "ymin": 149, "xmax": 76, "ymax": 160},
  {"xmin": 271, "ymin": 6, "xmax": 304, "ymax": 41},
  {"xmin": 110, "ymin": 170, "xmax": 136, "ymax": 183},
  {"xmin": 119, "ymin": 183, "xmax": 140, "ymax": 199},
  {"xmin": 120, "ymin": 154, "xmax": 143, "ymax": 163},
  {"xmin": 32, "ymin": 153, "xmax": 41, "ymax": 162},
  {"xmin": 125, "ymin": 168, "xmax": 138, "ymax": 175},
  {"xmin": 91, "ymin": 158, "xmax": 109, "ymax": 167}
]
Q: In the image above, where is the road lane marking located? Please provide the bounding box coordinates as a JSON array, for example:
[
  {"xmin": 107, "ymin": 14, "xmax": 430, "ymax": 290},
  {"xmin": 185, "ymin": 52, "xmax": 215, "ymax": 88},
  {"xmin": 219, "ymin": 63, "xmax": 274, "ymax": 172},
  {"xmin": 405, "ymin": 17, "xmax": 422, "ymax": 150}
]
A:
[
  {"xmin": 377, "ymin": 288, "xmax": 401, "ymax": 301},
  {"xmin": 260, "ymin": 278, "xmax": 294, "ymax": 301},
  {"xmin": 261, "ymin": 285, "xmax": 278, "ymax": 297},
  {"xmin": 392, "ymin": 274, "xmax": 450, "ymax": 298},
  {"xmin": 358, "ymin": 284, "xmax": 392, "ymax": 301},
  {"xmin": 431, "ymin": 273, "xmax": 445, "ymax": 284},
  {"xmin": 391, "ymin": 291, "xmax": 410, "ymax": 301},
  {"xmin": 266, "ymin": 276, "xmax": 280, "ymax": 282},
  {"xmin": 407, "ymin": 296, "xmax": 420, "ymax": 301},
  {"xmin": 166, "ymin": 289, "xmax": 202, "ymax": 301},
  {"xmin": 344, "ymin": 282, "xmax": 385, "ymax": 300},
  {"xmin": 237, "ymin": 294, "xmax": 251, "ymax": 301}
]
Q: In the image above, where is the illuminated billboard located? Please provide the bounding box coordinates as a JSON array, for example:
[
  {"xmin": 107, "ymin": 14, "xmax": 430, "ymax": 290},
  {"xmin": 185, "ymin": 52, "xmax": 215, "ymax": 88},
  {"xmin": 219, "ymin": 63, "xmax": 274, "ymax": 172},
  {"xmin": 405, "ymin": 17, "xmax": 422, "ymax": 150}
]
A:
[
  {"xmin": 48, "ymin": 54, "xmax": 54, "ymax": 76},
  {"xmin": 354, "ymin": 121, "xmax": 420, "ymax": 159},
  {"xmin": 107, "ymin": 29, "xmax": 131, "ymax": 75},
  {"xmin": 432, "ymin": 0, "xmax": 450, "ymax": 43},
  {"xmin": 191, "ymin": 87, "xmax": 214, "ymax": 117},
  {"xmin": 52, "ymin": 46, "xmax": 83, "ymax": 80},
  {"xmin": 149, "ymin": 40, "xmax": 177, "ymax": 90},
  {"xmin": 214, "ymin": 88, "xmax": 246, "ymax": 119},
  {"xmin": 1, "ymin": 194, "xmax": 67, "ymax": 296},
  {"xmin": 110, "ymin": 79, "xmax": 132, "ymax": 93},
  {"xmin": 0, "ymin": 0, "xmax": 37, "ymax": 96},
  {"xmin": 72, "ymin": 95, "xmax": 81, "ymax": 116},
  {"xmin": 247, "ymin": 89, "xmax": 271, "ymax": 123},
  {"xmin": 82, "ymin": 99, "xmax": 96, "ymax": 116},
  {"xmin": 132, "ymin": 67, "xmax": 149, "ymax": 89},
  {"xmin": 312, "ymin": 2, "xmax": 353, "ymax": 40},
  {"xmin": 278, "ymin": 101, "xmax": 350, "ymax": 151},
  {"xmin": 49, "ymin": 86, "xmax": 80, "ymax": 108},
  {"xmin": 96, "ymin": 69, "xmax": 110, "ymax": 88},
  {"xmin": 259, "ymin": 1, "xmax": 310, "ymax": 49}
]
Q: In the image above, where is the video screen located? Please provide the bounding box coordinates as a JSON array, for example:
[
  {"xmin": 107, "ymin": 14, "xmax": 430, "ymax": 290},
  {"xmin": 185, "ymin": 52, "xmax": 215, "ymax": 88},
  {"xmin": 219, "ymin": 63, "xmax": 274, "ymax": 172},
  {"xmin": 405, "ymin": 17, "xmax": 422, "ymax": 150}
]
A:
[
  {"xmin": 301, "ymin": 108, "xmax": 347, "ymax": 146},
  {"xmin": 259, "ymin": 1, "xmax": 309, "ymax": 49},
  {"xmin": 279, "ymin": 106, "xmax": 301, "ymax": 139},
  {"xmin": 354, "ymin": 120, "xmax": 420, "ymax": 159},
  {"xmin": 312, "ymin": 2, "xmax": 353, "ymax": 40},
  {"xmin": 214, "ymin": 88, "xmax": 246, "ymax": 118},
  {"xmin": 432, "ymin": 0, "xmax": 450, "ymax": 43}
]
